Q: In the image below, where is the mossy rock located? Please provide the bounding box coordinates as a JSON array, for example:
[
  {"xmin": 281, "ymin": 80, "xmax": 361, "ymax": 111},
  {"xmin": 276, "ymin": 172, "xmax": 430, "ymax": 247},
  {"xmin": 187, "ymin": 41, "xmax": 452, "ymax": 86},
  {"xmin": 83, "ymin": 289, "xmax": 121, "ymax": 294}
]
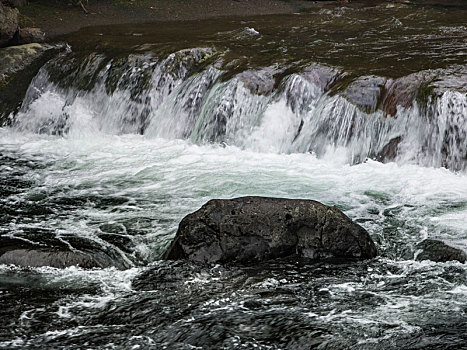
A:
[{"xmin": 0, "ymin": 43, "xmax": 62, "ymax": 124}]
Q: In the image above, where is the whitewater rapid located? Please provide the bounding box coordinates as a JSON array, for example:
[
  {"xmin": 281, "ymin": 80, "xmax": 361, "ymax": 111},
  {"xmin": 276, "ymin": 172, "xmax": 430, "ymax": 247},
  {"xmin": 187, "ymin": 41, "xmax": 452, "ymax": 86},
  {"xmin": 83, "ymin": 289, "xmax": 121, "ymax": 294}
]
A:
[{"xmin": 1, "ymin": 128, "xmax": 466, "ymax": 264}]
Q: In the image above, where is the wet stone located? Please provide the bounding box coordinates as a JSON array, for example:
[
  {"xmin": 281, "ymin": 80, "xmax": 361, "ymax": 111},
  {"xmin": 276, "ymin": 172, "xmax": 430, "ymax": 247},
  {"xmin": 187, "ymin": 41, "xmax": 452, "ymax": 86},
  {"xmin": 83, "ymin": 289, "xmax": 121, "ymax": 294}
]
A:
[
  {"xmin": 343, "ymin": 76, "xmax": 387, "ymax": 113},
  {"xmin": 375, "ymin": 136, "xmax": 402, "ymax": 163},
  {"xmin": 237, "ymin": 68, "xmax": 276, "ymax": 96},
  {"xmin": 0, "ymin": 235, "xmax": 131, "ymax": 269},
  {"xmin": 12, "ymin": 27, "xmax": 46, "ymax": 45},
  {"xmin": 432, "ymin": 66, "xmax": 467, "ymax": 94},
  {"xmin": 381, "ymin": 71, "xmax": 434, "ymax": 116},
  {"xmin": 0, "ymin": 43, "xmax": 61, "ymax": 122},
  {"xmin": 284, "ymin": 64, "xmax": 340, "ymax": 115},
  {"xmin": 164, "ymin": 196, "xmax": 377, "ymax": 264},
  {"xmin": 415, "ymin": 239, "xmax": 467, "ymax": 263},
  {"xmin": 0, "ymin": 43, "xmax": 51, "ymax": 83}
]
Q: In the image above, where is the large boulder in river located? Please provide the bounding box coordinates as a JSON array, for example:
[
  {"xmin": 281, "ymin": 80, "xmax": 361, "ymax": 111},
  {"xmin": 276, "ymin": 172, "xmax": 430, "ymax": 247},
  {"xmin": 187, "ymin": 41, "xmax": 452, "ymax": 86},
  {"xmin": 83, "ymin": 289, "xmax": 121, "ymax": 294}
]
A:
[
  {"xmin": 0, "ymin": 2, "xmax": 18, "ymax": 47},
  {"xmin": 415, "ymin": 239, "xmax": 467, "ymax": 263},
  {"xmin": 164, "ymin": 197, "xmax": 377, "ymax": 264}
]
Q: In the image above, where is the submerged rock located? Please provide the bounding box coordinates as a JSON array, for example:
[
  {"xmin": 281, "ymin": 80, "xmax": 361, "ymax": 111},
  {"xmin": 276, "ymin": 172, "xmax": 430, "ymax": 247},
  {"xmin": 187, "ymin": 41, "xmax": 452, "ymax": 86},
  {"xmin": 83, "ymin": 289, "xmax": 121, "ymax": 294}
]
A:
[
  {"xmin": 0, "ymin": 237, "xmax": 129, "ymax": 269},
  {"xmin": 164, "ymin": 197, "xmax": 377, "ymax": 264},
  {"xmin": 415, "ymin": 239, "xmax": 467, "ymax": 263}
]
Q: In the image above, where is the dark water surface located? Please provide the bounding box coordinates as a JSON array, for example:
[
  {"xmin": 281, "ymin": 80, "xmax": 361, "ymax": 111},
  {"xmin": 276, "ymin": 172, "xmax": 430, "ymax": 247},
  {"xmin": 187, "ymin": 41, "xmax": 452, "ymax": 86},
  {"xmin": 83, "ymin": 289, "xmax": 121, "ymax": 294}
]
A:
[{"xmin": 59, "ymin": 2, "xmax": 467, "ymax": 77}]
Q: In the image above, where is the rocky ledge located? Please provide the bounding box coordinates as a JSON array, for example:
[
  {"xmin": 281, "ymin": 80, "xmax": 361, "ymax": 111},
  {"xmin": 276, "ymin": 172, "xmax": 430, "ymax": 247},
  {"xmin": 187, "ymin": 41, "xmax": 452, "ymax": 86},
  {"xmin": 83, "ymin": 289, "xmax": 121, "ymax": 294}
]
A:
[
  {"xmin": 0, "ymin": 42, "xmax": 62, "ymax": 123},
  {"xmin": 164, "ymin": 197, "xmax": 377, "ymax": 264}
]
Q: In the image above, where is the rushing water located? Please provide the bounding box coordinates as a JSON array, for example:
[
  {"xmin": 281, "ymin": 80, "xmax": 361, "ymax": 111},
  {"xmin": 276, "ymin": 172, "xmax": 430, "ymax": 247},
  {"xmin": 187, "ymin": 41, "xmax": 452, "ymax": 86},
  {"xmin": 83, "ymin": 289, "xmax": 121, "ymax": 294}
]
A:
[{"xmin": 1, "ymin": 1, "xmax": 467, "ymax": 349}]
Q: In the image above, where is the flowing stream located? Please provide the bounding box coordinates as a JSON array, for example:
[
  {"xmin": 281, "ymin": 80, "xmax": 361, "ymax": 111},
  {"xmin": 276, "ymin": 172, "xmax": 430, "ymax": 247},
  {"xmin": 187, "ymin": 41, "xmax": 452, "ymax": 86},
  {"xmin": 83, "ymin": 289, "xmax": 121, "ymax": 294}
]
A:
[{"xmin": 1, "ymin": 2, "xmax": 467, "ymax": 349}]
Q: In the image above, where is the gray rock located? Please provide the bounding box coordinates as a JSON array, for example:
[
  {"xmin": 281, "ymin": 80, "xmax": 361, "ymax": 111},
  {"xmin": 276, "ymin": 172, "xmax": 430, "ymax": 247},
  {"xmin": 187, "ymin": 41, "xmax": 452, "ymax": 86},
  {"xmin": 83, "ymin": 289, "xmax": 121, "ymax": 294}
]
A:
[
  {"xmin": 0, "ymin": 236, "xmax": 129, "ymax": 269},
  {"xmin": 415, "ymin": 239, "xmax": 467, "ymax": 263},
  {"xmin": 237, "ymin": 68, "xmax": 276, "ymax": 96},
  {"xmin": 300, "ymin": 64, "xmax": 340, "ymax": 92},
  {"xmin": 431, "ymin": 66, "xmax": 467, "ymax": 95},
  {"xmin": 285, "ymin": 64, "xmax": 341, "ymax": 115},
  {"xmin": 164, "ymin": 196, "xmax": 377, "ymax": 264},
  {"xmin": 344, "ymin": 76, "xmax": 387, "ymax": 113},
  {"xmin": 0, "ymin": 2, "xmax": 19, "ymax": 47},
  {"xmin": 375, "ymin": 136, "xmax": 402, "ymax": 163},
  {"xmin": 0, "ymin": 249, "xmax": 115, "ymax": 269}
]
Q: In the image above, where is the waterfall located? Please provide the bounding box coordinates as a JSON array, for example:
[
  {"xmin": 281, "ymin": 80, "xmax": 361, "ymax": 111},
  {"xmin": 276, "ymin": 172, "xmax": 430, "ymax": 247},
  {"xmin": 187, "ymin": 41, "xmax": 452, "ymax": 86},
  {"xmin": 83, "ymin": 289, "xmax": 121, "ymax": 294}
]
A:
[{"xmin": 11, "ymin": 48, "xmax": 467, "ymax": 171}]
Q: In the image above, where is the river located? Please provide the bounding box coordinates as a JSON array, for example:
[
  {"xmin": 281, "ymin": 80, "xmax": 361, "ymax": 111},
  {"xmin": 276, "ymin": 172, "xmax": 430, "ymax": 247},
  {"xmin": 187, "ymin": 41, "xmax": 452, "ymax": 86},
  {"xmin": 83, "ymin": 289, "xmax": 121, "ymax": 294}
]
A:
[{"xmin": 1, "ymin": 2, "xmax": 467, "ymax": 349}]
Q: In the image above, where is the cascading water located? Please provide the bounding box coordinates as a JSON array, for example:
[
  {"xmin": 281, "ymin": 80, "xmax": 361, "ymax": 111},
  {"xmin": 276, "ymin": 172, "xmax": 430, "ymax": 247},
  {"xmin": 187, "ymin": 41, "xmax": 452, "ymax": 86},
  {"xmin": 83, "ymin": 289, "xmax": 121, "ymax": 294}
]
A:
[
  {"xmin": 1, "ymin": 2, "xmax": 467, "ymax": 349},
  {"xmin": 12, "ymin": 48, "xmax": 467, "ymax": 170}
]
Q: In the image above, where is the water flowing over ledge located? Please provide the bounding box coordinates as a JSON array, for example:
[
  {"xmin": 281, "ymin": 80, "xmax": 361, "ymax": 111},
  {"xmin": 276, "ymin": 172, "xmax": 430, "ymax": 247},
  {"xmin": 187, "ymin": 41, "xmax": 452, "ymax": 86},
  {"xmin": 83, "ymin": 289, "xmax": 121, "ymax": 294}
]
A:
[{"xmin": 10, "ymin": 45, "xmax": 467, "ymax": 171}]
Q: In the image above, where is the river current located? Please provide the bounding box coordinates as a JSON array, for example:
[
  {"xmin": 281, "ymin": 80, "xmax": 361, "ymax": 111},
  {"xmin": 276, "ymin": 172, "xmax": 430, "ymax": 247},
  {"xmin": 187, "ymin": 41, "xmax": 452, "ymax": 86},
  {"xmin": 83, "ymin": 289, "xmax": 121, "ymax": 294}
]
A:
[{"xmin": 1, "ymin": 2, "xmax": 467, "ymax": 349}]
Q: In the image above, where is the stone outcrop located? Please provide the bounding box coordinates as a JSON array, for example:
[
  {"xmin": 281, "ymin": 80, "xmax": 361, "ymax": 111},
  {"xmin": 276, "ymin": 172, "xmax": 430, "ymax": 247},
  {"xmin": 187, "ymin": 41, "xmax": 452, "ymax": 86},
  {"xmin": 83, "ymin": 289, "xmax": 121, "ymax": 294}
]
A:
[
  {"xmin": 0, "ymin": 43, "xmax": 61, "ymax": 124},
  {"xmin": 0, "ymin": 248, "xmax": 114, "ymax": 269},
  {"xmin": 0, "ymin": 43, "xmax": 51, "ymax": 81},
  {"xmin": 164, "ymin": 197, "xmax": 377, "ymax": 264},
  {"xmin": 237, "ymin": 68, "xmax": 276, "ymax": 96}
]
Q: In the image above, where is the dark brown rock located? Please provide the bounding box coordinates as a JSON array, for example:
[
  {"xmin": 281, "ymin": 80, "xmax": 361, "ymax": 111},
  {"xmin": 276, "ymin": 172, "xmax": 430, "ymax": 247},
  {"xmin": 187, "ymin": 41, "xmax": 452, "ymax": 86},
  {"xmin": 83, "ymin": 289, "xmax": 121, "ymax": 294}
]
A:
[
  {"xmin": 0, "ymin": 2, "xmax": 19, "ymax": 47},
  {"xmin": 13, "ymin": 27, "xmax": 45, "ymax": 45},
  {"xmin": 4, "ymin": 0, "xmax": 28, "ymax": 8},
  {"xmin": 0, "ymin": 43, "xmax": 60, "ymax": 124},
  {"xmin": 381, "ymin": 72, "xmax": 433, "ymax": 117},
  {"xmin": 375, "ymin": 136, "xmax": 402, "ymax": 163},
  {"xmin": 164, "ymin": 196, "xmax": 377, "ymax": 264}
]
